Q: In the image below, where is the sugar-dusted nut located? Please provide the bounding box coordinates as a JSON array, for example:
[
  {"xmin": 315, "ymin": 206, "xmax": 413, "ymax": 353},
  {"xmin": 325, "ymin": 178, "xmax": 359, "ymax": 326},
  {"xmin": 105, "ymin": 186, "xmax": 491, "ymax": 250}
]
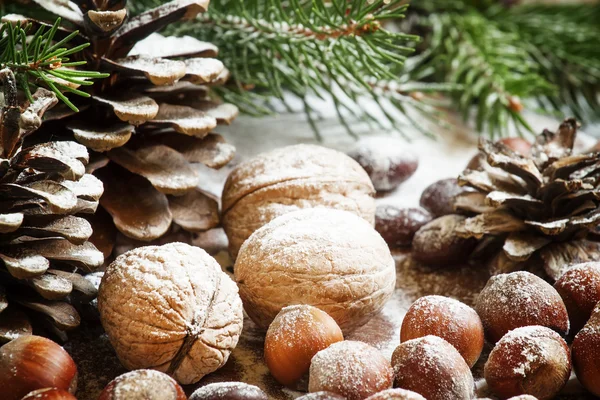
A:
[
  {"xmin": 412, "ymin": 215, "xmax": 477, "ymax": 266},
  {"xmin": 484, "ymin": 326, "xmax": 571, "ymax": 400},
  {"xmin": 391, "ymin": 335, "xmax": 474, "ymax": 400},
  {"xmin": 554, "ymin": 262, "xmax": 600, "ymax": 334},
  {"xmin": 419, "ymin": 178, "xmax": 469, "ymax": 217},
  {"xmin": 98, "ymin": 242, "xmax": 244, "ymax": 385},
  {"xmin": 347, "ymin": 136, "xmax": 418, "ymax": 192},
  {"xmin": 309, "ymin": 340, "xmax": 393, "ymax": 400},
  {"xmin": 507, "ymin": 396, "xmax": 539, "ymax": 400},
  {"xmin": 189, "ymin": 382, "xmax": 268, "ymax": 400},
  {"xmin": 265, "ymin": 305, "xmax": 343, "ymax": 386},
  {"xmin": 375, "ymin": 206, "xmax": 432, "ymax": 248},
  {"xmin": 296, "ymin": 392, "xmax": 346, "ymax": 400},
  {"xmin": 21, "ymin": 388, "xmax": 77, "ymax": 400},
  {"xmin": 222, "ymin": 144, "xmax": 375, "ymax": 257},
  {"xmin": 572, "ymin": 303, "xmax": 600, "ymax": 396},
  {"xmin": 98, "ymin": 369, "xmax": 186, "ymax": 400},
  {"xmin": 235, "ymin": 208, "xmax": 396, "ymax": 332},
  {"xmin": 400, "ymin": 295, "xmax": 484, "ymax": 367},
  {"xmin": 475, "ymin": 271, "xmax": 569, "ymax": 343},
  {"xmin": 364, "ymin": 388, "xmax": 426, "ymax": 400},
  {"xmin": 0, "ymin": 335, "xmax": 77, "ymax": 400}
]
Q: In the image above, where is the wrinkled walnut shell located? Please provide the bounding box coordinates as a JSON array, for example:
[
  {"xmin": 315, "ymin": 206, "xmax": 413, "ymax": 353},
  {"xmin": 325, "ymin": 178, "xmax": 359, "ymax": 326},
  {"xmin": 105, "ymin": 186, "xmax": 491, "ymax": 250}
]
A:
[
  {"xmin": 235, "ymin": 208, "xmax": 395, "ymax": 332},
  {"xmin": 98, "ymin": 243, "xmax": 243, "ymax": 384},
  {"xmin": 222, "ymin": 144, "xmax": 375, "ymax": 258}
]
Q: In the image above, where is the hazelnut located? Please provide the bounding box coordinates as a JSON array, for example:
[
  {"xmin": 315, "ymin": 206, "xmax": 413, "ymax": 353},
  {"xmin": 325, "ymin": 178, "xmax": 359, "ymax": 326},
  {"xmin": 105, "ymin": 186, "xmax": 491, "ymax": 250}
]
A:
[
  {"xmin": 554, "ymin": 262, "xmax": 600, "ymax": 334},
  {"xmin": 572, "ymin": 303, "xmax": 600, "ymax": 396},
  {"xmin": 507, "ymin": 397, "xmax": 538, "ymax": 400},
  {"xmin": 364, "ymin": 388, "xmax": 426, "ymax": 400},
  {"xmin": 391, "ymin": 335, "xmax": 474, "ymax": 400},
  {"xmin": 222, "ymin": 144, "xmax": 375, "ymax": 257},
  {"xmin": 189, "ymin": 382, "xmax": 268, "ymax": 400},
  {"xmin": 21, "ymin": 388, "xmax": 77, "ymax": 400},
  {"xmin": 98, "ymin": 243, "xmax": 244, "ymax": 385},
  {"xmin": 475, "ymin": 271, "xmax": 569, "ymax": 343},
  {"xmin": 412, "ymin": 215, "xmax": 477, "ymax": 266},
  {"xmin": 419, "ymin": 178, "xmax": 468, "ymax": 217},
  {"xmin": 98, "ymin": 369, "xmax": 186, "ymax": 400},
  {"xmin": 235, "ymin": 209, "xmax": 396, "ymax": 332},
  {"xmin": 347, "ymin": 136, "xmax": 418, "ymax": 191},
  {"xmin": 265, "ymin": 305, "xmax": 343, "ymax": 386},
  {"xmin": 308, "ymin": 340, "xmax": 393, "ymax": 400},
  {"xmin": 400, "ymin": 295, "xmax": 484, "ymax": 367},
  {"xmin": 0, "ymin": 335, "xmax": 77, "ymax": 400},
  {"xmin": 296, "ymin": 392, "xmax": 346, "ymax": 400},
  {"xmin": 498, "ymin": 137, "xmax": 532, "ymax": 155},
  {"xmin": 484, "ymin": 326, "xmax": 571, "ymax": 400},
  {"xmin": 375, "ymin": 206, "xmax": 432, "ymax": 247}
]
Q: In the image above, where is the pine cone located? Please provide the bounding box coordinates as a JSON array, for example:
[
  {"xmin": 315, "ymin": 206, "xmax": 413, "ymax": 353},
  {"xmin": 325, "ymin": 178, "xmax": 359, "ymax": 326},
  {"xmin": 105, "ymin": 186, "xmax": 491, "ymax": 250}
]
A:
[
  {"xmin": 21, "ymin": 0, "xmax": 237, "ymax": 246},
  {"xmin": 456, "ymin": 118, "xmax": 600, "ymax": 280},
  {"xmin": 0, "ymin": 83, "xmax": 104, "ymax": 343}
]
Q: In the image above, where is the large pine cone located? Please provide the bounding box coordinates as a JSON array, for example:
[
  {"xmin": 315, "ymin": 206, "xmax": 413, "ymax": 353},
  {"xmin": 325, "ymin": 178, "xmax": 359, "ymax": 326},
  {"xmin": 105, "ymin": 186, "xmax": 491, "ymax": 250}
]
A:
[
  {"xmin": 18, "ymin": 0, "xmax": 237, "ymax": 249},
  {"xmin": 456, "ymin": 118, "xmax": 600, "ymax": 280},
  {"xmin": 1, "ymin": 89, "xmax": 104, "ymax": 342}
]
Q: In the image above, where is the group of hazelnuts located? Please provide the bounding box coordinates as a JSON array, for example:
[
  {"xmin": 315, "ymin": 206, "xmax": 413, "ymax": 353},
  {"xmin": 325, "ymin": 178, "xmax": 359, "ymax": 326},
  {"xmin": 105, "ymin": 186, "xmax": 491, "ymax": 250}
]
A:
[{"xmin": 2, "ymin": 133, "xmax": 600, "ymax": 400}]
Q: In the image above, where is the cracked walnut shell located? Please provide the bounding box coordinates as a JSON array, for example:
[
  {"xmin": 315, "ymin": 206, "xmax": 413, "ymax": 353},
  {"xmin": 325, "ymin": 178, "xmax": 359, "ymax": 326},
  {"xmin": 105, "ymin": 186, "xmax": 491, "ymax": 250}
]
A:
[
  {"xmin": 97, "ymin": 242, "xmax": 243, "ymax": 385},
  {"xmin": 222, "ymin": 144, "xmax": 376, "ymax": 258},
  {"xmin": 234, "ymin": 208, "xmax": 396, "ymax": 332}
]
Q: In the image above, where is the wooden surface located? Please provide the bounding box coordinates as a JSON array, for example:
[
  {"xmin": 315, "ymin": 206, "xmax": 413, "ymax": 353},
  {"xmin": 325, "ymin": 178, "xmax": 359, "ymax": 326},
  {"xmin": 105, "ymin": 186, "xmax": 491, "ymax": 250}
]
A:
[{"xmin": 65, "ymin": 111, "xmax": 600, "ymax": 399}]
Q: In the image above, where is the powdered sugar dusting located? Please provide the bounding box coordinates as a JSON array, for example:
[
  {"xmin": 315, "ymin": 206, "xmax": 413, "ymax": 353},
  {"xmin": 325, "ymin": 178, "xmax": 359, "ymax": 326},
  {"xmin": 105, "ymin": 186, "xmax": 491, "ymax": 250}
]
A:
[
  {"xmin": 113, "ymin": 369, "xmax": 179, "ymax": 399},
  {"xmin": 308, "ymin": 340, "xmax": 393, "ymax": 400},
  {"xmin": 190, "ymin": 382, "xmax": 267, "ymax": 400}
]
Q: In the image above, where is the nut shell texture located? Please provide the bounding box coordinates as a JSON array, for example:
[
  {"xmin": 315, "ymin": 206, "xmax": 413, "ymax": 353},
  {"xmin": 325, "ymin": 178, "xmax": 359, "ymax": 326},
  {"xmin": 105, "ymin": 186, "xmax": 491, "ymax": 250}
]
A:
[
  {"xmin": 308, "ymin": 340, "xmax": 394, "ymax": 400},
  {"xmin": 234, "ymin": 208, "xmax": 396, "ymax": 331},
  {"xmin": 222, "ymin": 144, "xmax": 375, "ymax": 257},
  {"xmin": 475, "ymin": 271, "xmax": 569, "ymax": 343},
  {"xmin": 391, "ymin": 335, "xmax": 474, "ymax": 400},
  {"xmin": 484, "ymin": 326, "xmax": 571, "ymax": 400},
  {"xmin": 98, "ymin": 242, "xmax": 243, "ymax": 385}
]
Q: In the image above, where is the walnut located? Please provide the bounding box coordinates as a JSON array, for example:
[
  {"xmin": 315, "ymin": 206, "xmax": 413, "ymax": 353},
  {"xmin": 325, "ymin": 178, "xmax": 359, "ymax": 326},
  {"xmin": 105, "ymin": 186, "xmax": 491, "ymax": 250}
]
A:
[
  {"xmin": 222, "ymin": 144, "xmax": 375, "ymax": 258},
  {"xmin": 97, "ymin": 243, "xmax": 243, "ymax": 385},
  {"xmin": 234, "ymin": 208, "xmax": 396, "ymax": 332}
]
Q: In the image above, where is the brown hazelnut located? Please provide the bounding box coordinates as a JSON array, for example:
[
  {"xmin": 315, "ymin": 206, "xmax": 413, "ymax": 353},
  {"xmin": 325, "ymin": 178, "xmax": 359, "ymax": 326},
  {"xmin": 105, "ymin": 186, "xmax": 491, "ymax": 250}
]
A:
[
  {"xmin": 0, "ymin": 335, "xmax": 77, "ymax": 400},
  {"xmin": 235, "ymin": 209, "xmax": 395, "ymax": 332},
  {"xmin": 400, "ymin": 295, "xmax": 484, "ymax": 367},
  {"xmin": 412, "ymin": 215, "xmax": 477, "ymax": 266},
  {"xmin": 419, "ymin": 178, "xmax": 468, "ymax": 217},
  {"xmin": 296, "ymin": 392, "xmax": 346, "ymax": 400},
  {"xmin": 375, "ymin": 206, "xmax": 432, "ymax": 247},
  {"xmin": 475, "ymin": 271, "xmax": 569, "ymax": 343},
  {"xmin": 484, "ymin": 326, "xmax": 571, "ymax": 400},
  {"xmin": 308, "ymin": 340, "xmax": 393, "ymax": 400},
  {"xmin": 189, "ymin": 382, "xmax": 268, "ymax": 400},
  {"xmin": 347, "ymin": 136, "xmax": 418, "ymax": 191},
  {"xmin": 98, "ymin": 369, "xmax": 185, "ymax": 400},
  {"xmin": 554, "ymin": 262, "xmax": 600, "ymax": 334},
  {"xmin": 265, "ymin": 305, "xmax": 343, "ymax": 386},
  {"xmin": 364, "ymin": 388, "xmax": 426, "ymax": 400},
  {"xmin": 507, "ymin": 396, "xmax": 538, "ymax": 400},
  {"xmin": 572, "ymin": 303, "xmax": 600, "ymax": 396},
  {"xmin": 21, "ymin": 388, "xmax": 77, "ymax": 400},
  {"xmin": 498, "ymin": 137, "xmax": 532, "ymax": 155},
  {"xmin": 98, "ymin": 243, "xmax": 244, "ymax": 385},
  {"xmin": 222, "ymin": 144, "xmax": 375, "ymax": 257},
  {"xmin": 391, "ymin": 335, "xmax": 474, "ymax": 400}
]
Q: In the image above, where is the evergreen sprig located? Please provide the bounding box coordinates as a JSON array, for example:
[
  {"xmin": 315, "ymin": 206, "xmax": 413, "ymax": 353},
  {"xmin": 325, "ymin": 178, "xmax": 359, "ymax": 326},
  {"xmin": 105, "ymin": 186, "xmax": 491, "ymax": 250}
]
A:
[
  {"xmin": 408, "ymin": 1, "xmax": 600, "ymax": 137},
  {"xmin": 0, "ymin": 18, "xmax": 109, "ymax": 112},
  {"xmin": 129, "ymin": 0, "xmax": 449, "ymax": 137}
]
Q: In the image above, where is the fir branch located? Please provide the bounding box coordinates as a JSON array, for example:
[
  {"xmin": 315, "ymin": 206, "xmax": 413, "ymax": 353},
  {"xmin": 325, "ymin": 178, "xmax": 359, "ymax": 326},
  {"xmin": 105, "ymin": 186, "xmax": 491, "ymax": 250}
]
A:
[
  {"xmin": 0, "ymin": 18, "xmax": 108, "ymax": 111},
  {"xmin": 130, "ymin": 0, "xmax": 446, "ymax": 137}
]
